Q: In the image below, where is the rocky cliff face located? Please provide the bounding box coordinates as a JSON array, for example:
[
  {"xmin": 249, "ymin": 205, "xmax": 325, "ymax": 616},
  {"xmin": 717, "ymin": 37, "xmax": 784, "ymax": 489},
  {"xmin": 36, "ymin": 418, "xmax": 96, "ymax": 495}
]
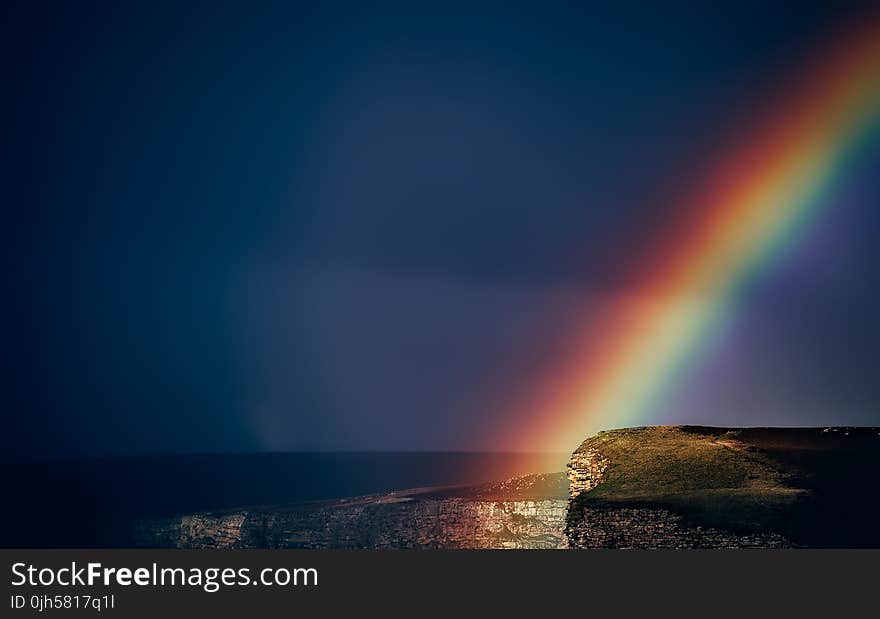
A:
[
  {"xmin": 566, "ymin": 448, "xmax": 608, "ymax": 498},
  {"xmin": 565, "ymin": 426, "xmax": 880, "ymax": 548},
  {"xmin": 567, "ymin": 506, "xmax": 789, "ymax": 549},
  {"xmin": 134, "ymin": 474, "xmax": 570, "ymax": 549}
]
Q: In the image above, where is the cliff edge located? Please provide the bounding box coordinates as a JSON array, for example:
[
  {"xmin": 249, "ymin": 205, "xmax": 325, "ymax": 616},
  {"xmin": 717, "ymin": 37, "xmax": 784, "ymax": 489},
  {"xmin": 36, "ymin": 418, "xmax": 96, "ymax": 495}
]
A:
[{"xmin": 565, "ymin": 426, "xmax": 880, "ymax": 548}]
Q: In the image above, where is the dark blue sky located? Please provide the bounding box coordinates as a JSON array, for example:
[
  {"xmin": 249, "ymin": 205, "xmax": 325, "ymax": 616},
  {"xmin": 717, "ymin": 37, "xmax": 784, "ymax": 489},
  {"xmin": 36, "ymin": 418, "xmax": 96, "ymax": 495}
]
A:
[{"xmin": 5, "ymin": 1, "xmax": 879, "ymax": 458}]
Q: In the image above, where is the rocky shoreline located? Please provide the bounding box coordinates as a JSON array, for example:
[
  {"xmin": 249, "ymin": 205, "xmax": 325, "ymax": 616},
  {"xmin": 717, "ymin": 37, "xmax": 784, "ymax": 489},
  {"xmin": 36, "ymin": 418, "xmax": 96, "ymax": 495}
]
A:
[
  {"xmin": 133, "ymin": 473, "xmax": 570, "ymax": 549},
  {"xmin": 132, "ymin": 426, "xmax": 880, "ymax": 549}
]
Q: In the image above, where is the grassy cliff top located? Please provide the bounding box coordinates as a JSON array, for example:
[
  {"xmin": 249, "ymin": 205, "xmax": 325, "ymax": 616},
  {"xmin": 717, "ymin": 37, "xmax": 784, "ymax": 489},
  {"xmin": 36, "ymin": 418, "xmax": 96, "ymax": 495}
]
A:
[{"xmin": 570, "ymin": 425, "xmax": 880, "ymax": 542}]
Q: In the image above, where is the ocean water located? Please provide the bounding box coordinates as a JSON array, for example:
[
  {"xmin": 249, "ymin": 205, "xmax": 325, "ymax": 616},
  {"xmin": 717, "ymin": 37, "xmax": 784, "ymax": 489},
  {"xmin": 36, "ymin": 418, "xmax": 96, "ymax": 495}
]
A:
[{"xmin": 2, "ymin": 452, "xmax": 567, "ymax": 547}]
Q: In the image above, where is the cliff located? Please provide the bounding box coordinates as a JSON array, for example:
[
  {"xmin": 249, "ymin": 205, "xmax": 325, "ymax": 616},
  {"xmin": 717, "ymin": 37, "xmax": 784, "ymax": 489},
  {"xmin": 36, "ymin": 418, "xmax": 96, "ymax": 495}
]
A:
[
  {"xmin": 134, "ymin": 473, "xmax": 570, "ymax": 549},
  {"xmin": 126, "ymin": 426, "xmax": 880, "ymax": 549},
  {"xmin": 565, "ymin": 426, "xmax": 880, "ymax": 548}
]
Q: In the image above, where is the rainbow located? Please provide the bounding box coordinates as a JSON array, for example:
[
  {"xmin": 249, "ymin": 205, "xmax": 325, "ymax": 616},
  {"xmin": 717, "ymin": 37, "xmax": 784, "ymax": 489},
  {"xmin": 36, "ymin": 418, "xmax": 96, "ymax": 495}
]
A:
[{"xmin": 508, "ymin": 19, "xmax": 880, "ymax": 454}]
